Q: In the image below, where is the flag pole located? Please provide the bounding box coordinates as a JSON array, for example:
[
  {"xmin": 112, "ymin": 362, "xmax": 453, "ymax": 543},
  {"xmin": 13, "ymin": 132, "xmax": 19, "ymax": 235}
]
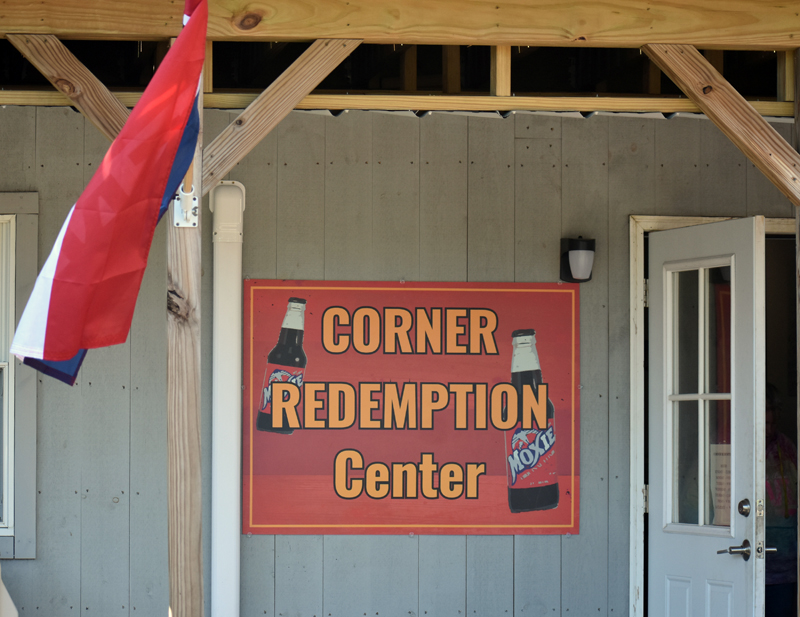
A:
[{"xmin": 166, "ymin": 60, "xmax": 205, "ymax": 617}]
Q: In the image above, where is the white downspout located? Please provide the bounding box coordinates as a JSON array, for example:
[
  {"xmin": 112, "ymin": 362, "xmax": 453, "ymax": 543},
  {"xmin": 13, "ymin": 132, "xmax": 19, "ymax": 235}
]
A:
[{"xmin": 210, "ymin": 181, "xmax": 245, "ymax": 617}]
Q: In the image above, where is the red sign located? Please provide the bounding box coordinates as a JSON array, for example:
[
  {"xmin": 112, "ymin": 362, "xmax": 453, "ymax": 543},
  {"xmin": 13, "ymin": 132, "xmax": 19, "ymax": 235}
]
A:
[{"xmin": 243, "ymin": 281, "xmax": 580, "ymax": 535}]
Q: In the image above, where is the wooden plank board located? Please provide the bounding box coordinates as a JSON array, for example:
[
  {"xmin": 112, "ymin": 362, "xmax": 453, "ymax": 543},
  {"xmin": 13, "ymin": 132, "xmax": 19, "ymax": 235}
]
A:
[
  {"xmin": 698, "ymin": 116, "xmax": 747, "ymax": 217},
  {"xmin": 202, "ymin": 39, "xmax": 361, "ymax": 195},
  {"xmin": 2, "ymin": 90, "xmax": 795, "ymax": 117},
  {"xmin": 467, "ymin": 115, "xmax": 515, "ymax": 282},
  {"xmin": 442, "ymin": 46, "xmax": 461, "ymax": 94},
  {"xmin": 322, "ymin": 536, "xmax": 418, "ymax": 617},
  {"xmin": 514, "ymin": 135, "xmax": 562, "ymax": 282},
  {"xmin": 372, "ymin": 112, "xmax": 420, "ymax": 280},
  {"xmin": 513, "ymin": 536, "xmax": 561, "ymax": 614},
  {"xmin": 78, "ymin": 122, "xmax": 131, "ymax": 616},
  {"xmin": 418, "ymin": 536, "xmax": 466, "ymax": 617},
  {"xmin": 607, "ymin": 116, "xmax": 655, "ymax": 616},
  {"xmin": 466, "ymin": 536, "xmax": 513, "ymax": 615},
  {"xmin": 559, "ymin": 114, "xmax": 609, "ymax": 616},
  {"xmin": 274, "ymin": 536, "xmax": 323, "ymax": 617},
  {"xmin": 78, "ymin": 345, "xmax": 132, "ymax": 615},
  {"xmin": 129, "ymin": 221, "xmax": 169, "ymax": 616},
  {"xmin": 324, "ymin": 111, "xmax": 374, "ymax": 280},
  {"xmin": 0, "ymin": 107, "xmax": 37, "ymax": 192},
  {"xmin": 777, "ymin": 51, "xmax": 794, "ymax": 103},
  {"xmin": 12, "ymin": 211, "xmax": 39, "ymax": 560},
  {"xmin": 128, "ymin": 81, "xmax": 190, "ymax": 607},
  {"xmin": 655, "ymin": 117, "xmax": 701, "ymax": 215},
  {"xmin": 276, "ymin": 111, "xmax": 326, "ymax": 279},
  {"xmin": 6, "ymin": 34, "xmax": 129, "ymax": 141},
  {"xmin": 3, "ymin": 107, "xmax": 85, "ymax": 614},
  {"xmin": 240, "ymin": 536, "xmax": 275, "ymax": 617},
  {"xmin": 644, "ymin": 43, "xmax": 800, "ymax": 206},
  {"xmin": 747, "ymin": 122, "xmax": 794, "ymax": 218},
  {"xmin": 2, "ymin": 0, "xmax": 799, "ymax": 48},
  {"xmin": 403, "ymin": 45, "xmax": 417, "ymax": 92},
  {"xmin": 507, "ymin": 116, "xmax": 566, "ymax": 615},
  {"xmin": 419, "ymin": 112, "xmax": 468, "ymax": 281},
  {"xmin": 491, "ymin": 46, "xmax": 512, "ymax": 96},
  {"xmin": 166, "ymin": 89, "xmax": 204, "ymax": 617}
]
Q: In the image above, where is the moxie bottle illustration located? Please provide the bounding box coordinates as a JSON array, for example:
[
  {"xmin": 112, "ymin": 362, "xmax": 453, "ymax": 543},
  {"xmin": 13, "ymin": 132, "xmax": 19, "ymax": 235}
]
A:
[
  {"xmin": 505, "ymin": 329, "xmax": 559, "ymax": 512},
  {"xmin": 256, "ymin": 297, "xmax": 307, "ymax": 434}
]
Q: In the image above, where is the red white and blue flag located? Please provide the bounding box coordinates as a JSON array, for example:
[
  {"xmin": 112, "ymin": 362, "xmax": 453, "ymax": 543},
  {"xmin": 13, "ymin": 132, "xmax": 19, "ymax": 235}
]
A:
[{"xmin": 10, "ymin": 0, "xmax": 208, "ymax": 385}]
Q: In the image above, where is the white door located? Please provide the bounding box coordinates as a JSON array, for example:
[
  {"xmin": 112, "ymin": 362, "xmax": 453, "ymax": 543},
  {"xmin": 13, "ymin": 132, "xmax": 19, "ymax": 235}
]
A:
[{"xmin": 648, "ymin": 217, "xmax": 766, "ymax": 616}]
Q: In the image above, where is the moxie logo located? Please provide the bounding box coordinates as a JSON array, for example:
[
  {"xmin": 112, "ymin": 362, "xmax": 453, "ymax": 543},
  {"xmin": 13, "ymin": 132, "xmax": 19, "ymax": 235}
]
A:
[
  {"xmin": 260, "ymin": 369, "xmax": 304, "ymax": 410},
  {"xmin": 507, "ymin": 426, "xmax": 555, "ymax": 485}
]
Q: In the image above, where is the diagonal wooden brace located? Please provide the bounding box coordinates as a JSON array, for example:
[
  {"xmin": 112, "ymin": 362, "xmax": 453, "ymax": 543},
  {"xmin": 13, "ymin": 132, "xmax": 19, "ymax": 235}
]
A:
[
  {"xmin": 202, "ymin": 38, "xmax": 361, "ymax": 195},
  {"xmin": 644, "ymin": 43, "xmax": 800, "ymax": 207},
  {"xmin": 7, "ymin": 34, "xmax": 130, "ymax": 141}
]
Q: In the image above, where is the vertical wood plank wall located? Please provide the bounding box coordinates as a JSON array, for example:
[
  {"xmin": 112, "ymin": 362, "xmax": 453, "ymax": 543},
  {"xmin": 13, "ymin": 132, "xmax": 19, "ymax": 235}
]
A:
[{"xmin": 0, "ymin": 107, "xmax": 793, "ymax": 617}]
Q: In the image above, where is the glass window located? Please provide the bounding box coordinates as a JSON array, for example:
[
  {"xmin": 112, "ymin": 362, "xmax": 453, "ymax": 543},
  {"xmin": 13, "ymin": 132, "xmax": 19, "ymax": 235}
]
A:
[{"xmin": 668, "ymin": 264, "xmax": 732, "ymax": 528}]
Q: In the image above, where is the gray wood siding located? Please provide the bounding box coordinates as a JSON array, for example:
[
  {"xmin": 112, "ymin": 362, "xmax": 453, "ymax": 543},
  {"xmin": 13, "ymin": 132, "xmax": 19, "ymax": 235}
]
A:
[{"xmin": 0, "ymin": 106, "xmax": 793, "ymax": 617}]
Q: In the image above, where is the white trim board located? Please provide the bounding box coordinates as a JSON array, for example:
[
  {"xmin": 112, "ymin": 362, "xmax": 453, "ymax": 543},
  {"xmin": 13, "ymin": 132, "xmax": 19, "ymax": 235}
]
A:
[{"xmin": 628, "ymin": 215, "xmax": 794, "ymax": 616}]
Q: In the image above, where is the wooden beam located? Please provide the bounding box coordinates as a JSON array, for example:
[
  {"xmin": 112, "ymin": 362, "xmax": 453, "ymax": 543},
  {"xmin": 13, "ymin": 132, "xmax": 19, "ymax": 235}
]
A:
[
  {"xmin": 402, "ymin": 45, "xmax": 417, "ymax": 92},
  {"xmin": 202, "ymin": 39, "xmax": 360, "ymax": 194},
  {"xmin": 0, "ymin": 89, "xmax": 794, "ymax": 116},
  {"xmin": 778, "ymin": 51, "xmax": 795, "ymax": 103},
  {"xmin": 6, "ymin": 34, "xmax": 129, "ymax": 140},
  {"xmin": 2, "ymin": 0, "xmax": 799, "ymax": 49},
  {"xmin": 442, "ymin": 46, "xmax": 461, "ymax": 94},
  {"xmin": 491, "ymin": 46, "xmax": 511, "ymax": 96},
  {"xmin": 644, "ymin": 43, "xmax": 800, "ymax": 206},
  {"xmin": 167, "ymin": 78, "xmax": 204, "ymax": 617},
  {"xmin": 203, "ymin": 41, "xmax": 213, "ymax": 94}
]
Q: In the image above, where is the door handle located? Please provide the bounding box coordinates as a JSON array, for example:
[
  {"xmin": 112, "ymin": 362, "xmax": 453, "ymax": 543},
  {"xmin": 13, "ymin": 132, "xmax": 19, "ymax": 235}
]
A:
[{"xmin": 717, "ymin": 539, "xmax": 751, "ymax": 561}]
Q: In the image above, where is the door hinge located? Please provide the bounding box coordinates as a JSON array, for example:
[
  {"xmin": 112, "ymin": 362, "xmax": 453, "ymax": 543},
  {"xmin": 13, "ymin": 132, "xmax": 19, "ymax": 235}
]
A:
[
  {"xmin": 643, "ymin": 484, "xmax": 649, "ymax": 514},
  {"xmin": 643, "ymin": 279, "xmax": 649, "ymax": 308}
]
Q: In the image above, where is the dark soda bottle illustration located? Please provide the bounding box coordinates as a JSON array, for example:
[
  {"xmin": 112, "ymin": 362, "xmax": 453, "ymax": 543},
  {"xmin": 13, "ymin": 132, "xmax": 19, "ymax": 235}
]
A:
[
  {"xmin": 256, "ymin": 297, "xmax": 307, "ymax": 434},
  {"xmin": 505, "ymin": 329, "xmax": 559, "ymax": 512}
]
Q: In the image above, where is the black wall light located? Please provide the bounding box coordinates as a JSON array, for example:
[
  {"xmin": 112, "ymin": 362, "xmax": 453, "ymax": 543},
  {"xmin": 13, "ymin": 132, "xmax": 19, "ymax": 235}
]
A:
[{"xmin": 560, "ymin": 237, "xmax": 596, "ymax": 283}]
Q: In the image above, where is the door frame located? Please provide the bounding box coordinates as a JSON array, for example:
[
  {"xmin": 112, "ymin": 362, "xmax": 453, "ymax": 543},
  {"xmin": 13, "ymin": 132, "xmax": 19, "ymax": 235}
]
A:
[{"xmin": 628, "ymin": 214, "xmax": 795, "ymax": 616}]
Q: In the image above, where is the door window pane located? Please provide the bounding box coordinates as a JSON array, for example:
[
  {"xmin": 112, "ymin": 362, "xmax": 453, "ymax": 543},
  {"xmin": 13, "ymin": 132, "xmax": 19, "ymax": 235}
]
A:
[
  {"xmin": 706, "ymin": 399, "xmax": 731, "ymax": 526},
  {"xmin": 673, "ymin": 270, "xmax": 699, "ymax": 394},
  {"xmin": 674, "ymin": 400, "xmax": 699, "ymax": 524},
  {"xmin": 706, "ymin": 267, "xmax": 731, "ymax": 394}
]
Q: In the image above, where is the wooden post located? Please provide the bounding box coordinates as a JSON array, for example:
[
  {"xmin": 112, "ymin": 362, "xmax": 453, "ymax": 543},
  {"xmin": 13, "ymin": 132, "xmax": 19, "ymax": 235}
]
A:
[
  {"xmin": 167, "ymin": 82, "xmax": 204, "ymax": 617},
  {"xmin": 490, "ymin": 45, "xmax": 511, "ymax": 96},
  {"xmin": 402, "ymin": 45, "xmax": 417, "ymax": 92},
  {"xmin": 203, "ymin": 41, "xmax": 213, "ymax": 94},
  {"xmin": 778, "ymin": 51, "xmax": 795, "ymax": 104},
  {"xmin": 442, "ymin": 45, "xmax": 461, "ymax": 94}
]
